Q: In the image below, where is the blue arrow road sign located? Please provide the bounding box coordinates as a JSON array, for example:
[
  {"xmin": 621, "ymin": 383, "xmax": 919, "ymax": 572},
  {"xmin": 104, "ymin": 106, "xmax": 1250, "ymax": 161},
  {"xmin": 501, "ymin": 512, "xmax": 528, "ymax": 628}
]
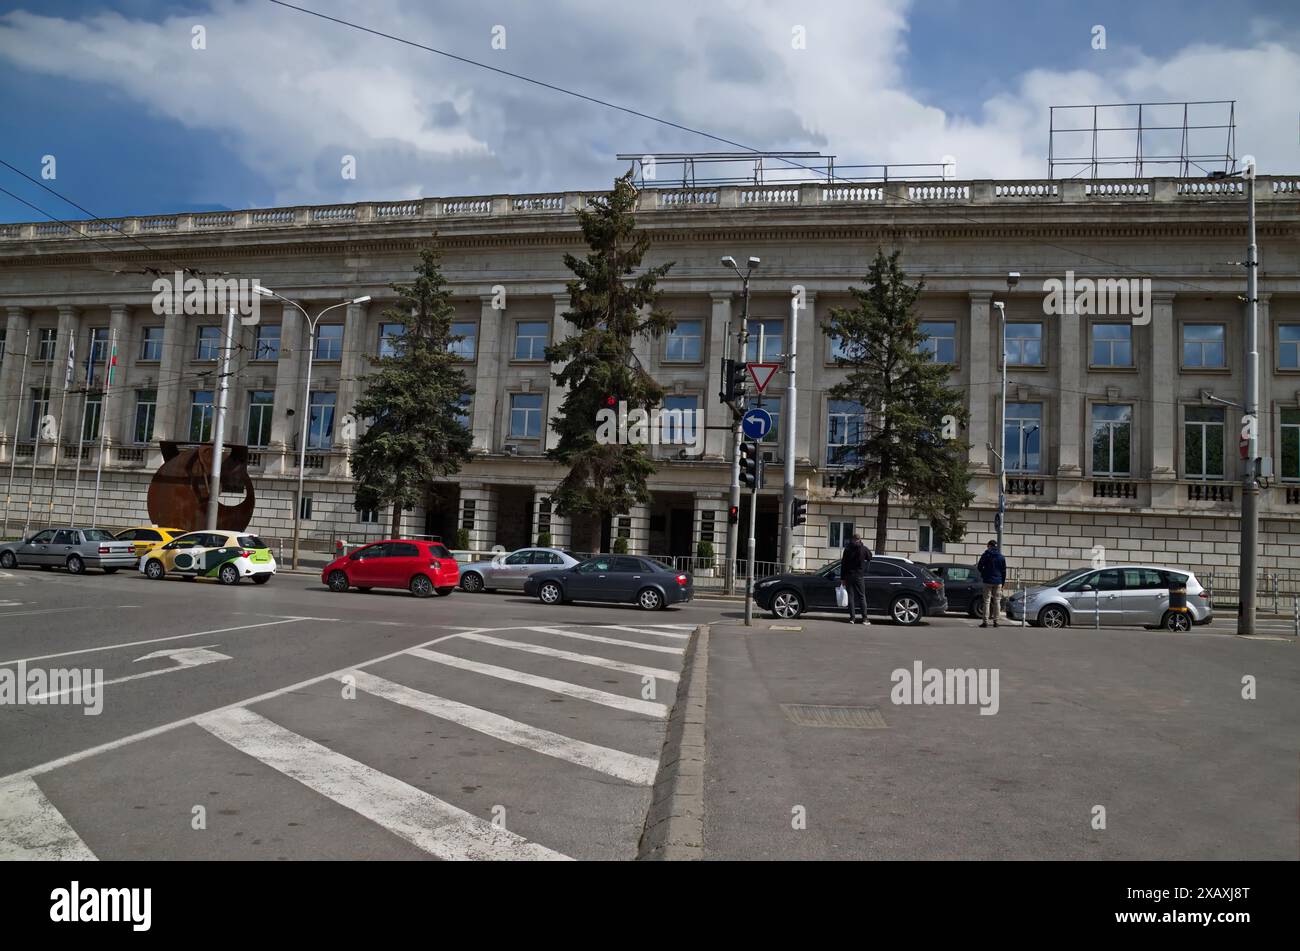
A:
[{"xmin": 742, "ymin": 407, "xmax": 773, "ymax": 440}]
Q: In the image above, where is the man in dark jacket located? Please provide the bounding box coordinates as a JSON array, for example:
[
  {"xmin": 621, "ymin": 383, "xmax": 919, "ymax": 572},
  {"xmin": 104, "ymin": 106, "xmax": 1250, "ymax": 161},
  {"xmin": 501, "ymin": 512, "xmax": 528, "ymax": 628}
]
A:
[
  {"xmin": 840, "ymin": 534, "xmax": 872, "ymax": 625},
  {"xmin": 977, "ymin": 539, "xmax": 1007, "ymax": 628}
]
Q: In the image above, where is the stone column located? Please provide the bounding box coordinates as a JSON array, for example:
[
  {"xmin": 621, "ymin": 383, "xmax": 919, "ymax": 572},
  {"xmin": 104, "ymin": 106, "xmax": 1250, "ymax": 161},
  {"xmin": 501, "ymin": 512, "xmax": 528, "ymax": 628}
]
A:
[
  {"xmin": 0, "ymin": 307, "xmax": 31, "ymax": 444},
  {"xmin": 106, "ymin": 304, "xmax": 133, "ymax": 447},
  {"xmin": 967, "ymin": 292, "xmax": 992, "ymax": 472},
  {"xmin": 472, "ymin": 294, "xmax": 504, "ymax": 452},
  {"xmin": 1257, "ymin": 293, "xmax": 1273, "ymax": 480},
  {"xmin": 459, "ymin": 482, "xmax": 498, "ymax": 551},
  {"xmin": 533, "ymin": 488, "xmax": 570, "ymax": 548},
  {"xmin": 693, "ymin": 490, "xmax": 726, "ymax": 571},
  {"xmin": 610, "ymin": 503, "xmax": 649, "ymax": 554},
  {"xmin": 545, "ymin": 293, "xmax": 570, "ymax": 452},
  {"xmin": 704, "ymin": 292, "xmax": 732, "ymax": 459},
  {"xmin": 795, "ymin": 292, "xmax": 817, "ymax": 463},
  {"xmin": 270, "ymin": 302, "xmax": 305, "ymax": 468},
  {"xmin": 51, "ymin": 305, "xmax": 81, "ymax": 462},
  {"xmin": 337, "ymin": 298, "xmax": 370, "ymax": 474},
  {"xmin": 154, "ymin": 309, "xmax": 187, "ymax": 442},
  {"xmin": 1055, "ymin": 298, "xmax": 1084, "ymax": 504},
  {"xmin": 1148, "ymin": 294, "xmax": 1177, "ymax": 482}
]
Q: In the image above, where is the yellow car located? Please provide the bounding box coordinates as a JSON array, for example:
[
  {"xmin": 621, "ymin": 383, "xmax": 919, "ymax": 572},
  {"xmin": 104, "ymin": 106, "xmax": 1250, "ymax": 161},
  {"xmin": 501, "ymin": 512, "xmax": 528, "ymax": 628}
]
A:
[{"xmin": 115, "ymin": 525, "xmax": 184, "ymax": 558}]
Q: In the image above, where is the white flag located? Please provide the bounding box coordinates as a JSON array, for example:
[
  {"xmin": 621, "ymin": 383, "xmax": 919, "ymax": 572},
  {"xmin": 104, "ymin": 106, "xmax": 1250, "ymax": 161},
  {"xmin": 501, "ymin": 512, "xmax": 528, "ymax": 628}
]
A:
[{"xmin": 65, "ymin": 333, "xmax": 75, "ymax": 386}]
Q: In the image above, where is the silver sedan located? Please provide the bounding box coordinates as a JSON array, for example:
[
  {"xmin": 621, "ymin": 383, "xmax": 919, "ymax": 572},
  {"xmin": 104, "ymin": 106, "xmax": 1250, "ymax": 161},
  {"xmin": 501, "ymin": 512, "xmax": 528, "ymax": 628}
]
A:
[
  {"xmin": 459, "ymin": 547, "xmax": 579, "ymax": 593},
  {"xmin": 0, "ymin": 527, "xmax": 138, "ymax": 575},
  {"xmin": 1006, "ymin": 564, "xmax": 1213, "ymax": 630}
]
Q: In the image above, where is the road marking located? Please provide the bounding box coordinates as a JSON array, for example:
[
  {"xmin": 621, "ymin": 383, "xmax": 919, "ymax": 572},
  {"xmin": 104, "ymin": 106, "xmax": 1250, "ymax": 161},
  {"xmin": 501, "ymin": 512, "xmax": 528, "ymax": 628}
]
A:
[
  {"xmin": 26, "ymin": 646, "xmax": 233, "ymax": 701},
  {"xmin": 408, "ymin": 648, "xmax": 667, "ymax": 718},
  {"xmin": 0, "ymin": 618, "xmax": 305, "ymax": 667},
  {"xmin": 0, "ymin": 605, "xmax": 139, "ymax": 620},
  {"xmin": 595, "ymin": 624, "xmax": 691, "ymax": 640},
  {"xmin": 458, "ymin": 633, "xmax": 680, "ymax": 682},
  {"xmin": 194, "ymin": 706, "xmax": 568, "ymax": 861},
  {"xmin": 348, "ymin": 670, "xmax": 658, "ymax": 785},
  {"xmin": 0, "ymin": 777, "xmax": 97, "ymax": 860},
  {"xmin": 525, "ymin": 626, "xmax": 684, "ymax": 655}
]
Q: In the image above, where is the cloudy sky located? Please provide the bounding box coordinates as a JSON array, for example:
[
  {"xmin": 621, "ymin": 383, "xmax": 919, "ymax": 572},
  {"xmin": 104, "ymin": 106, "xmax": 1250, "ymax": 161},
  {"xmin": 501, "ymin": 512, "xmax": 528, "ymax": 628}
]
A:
[{"xmin": 0, "ymin": 0, "xmax": 1297, "ymax": 222}]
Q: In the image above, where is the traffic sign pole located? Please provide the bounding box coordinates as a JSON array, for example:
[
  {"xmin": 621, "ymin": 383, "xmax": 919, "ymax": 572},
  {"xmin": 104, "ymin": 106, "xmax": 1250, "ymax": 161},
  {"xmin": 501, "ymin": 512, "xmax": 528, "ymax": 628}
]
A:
[{"xmin": 780, "ymin": 293, "xmax": 798, "ymax": 569}]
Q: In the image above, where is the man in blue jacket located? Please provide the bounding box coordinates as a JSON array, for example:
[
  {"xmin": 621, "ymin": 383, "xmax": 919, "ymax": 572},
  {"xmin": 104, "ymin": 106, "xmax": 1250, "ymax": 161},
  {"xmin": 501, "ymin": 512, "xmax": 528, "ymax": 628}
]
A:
[{"xmin": 977, "ymin": 539, "xmax": 1006, "ymax": 628}]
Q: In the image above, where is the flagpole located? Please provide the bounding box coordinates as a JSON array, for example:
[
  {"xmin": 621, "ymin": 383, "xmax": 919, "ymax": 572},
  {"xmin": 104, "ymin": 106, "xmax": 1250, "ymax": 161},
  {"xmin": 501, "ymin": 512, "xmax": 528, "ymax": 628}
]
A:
[
  {"xmin": 3, "ymin": 329, "xmax": 31, "ymax": 538},
  {"xmin": 24, "ymin": 330, "xmax": 55, "ymax": 536},
  {"xmin": 91, "ymin": 329, "xmax": 115, "ymax": 526},
  {"xmin": 46, "ymin": 325, "xmax": 74, "ymax": 529},
  {"xmin": 70, "ymin": 328, "xmax": 92, "ymax": 527}
]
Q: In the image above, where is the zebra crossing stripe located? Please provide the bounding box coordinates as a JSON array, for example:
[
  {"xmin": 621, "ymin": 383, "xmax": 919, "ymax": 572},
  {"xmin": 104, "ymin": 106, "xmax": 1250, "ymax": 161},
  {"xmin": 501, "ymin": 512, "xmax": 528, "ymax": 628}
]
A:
[
  {"xmin": 409, "ymin": 648, "xmax": 668, "ymax": 718},
  {"xmin": 348, "ymin": 670, "xmax": 659, "ymax": 785},
  {"xmin": 195, "ymin": 706, "xmax": 569, "ymax": 861},
  {"xmin": 524, "ymin": 627, "xmax": 685, "ymax": 655},
  {"xmin": 0, "ymin": 777, "xmax": 97, "ymax": 860},
  {"xmin": 595, "ymin": 625, "xmax": 691, "ymax": 640},
  {"xmin": 457, "ymin": 633, "xmax": 680, "ymax": 682}
]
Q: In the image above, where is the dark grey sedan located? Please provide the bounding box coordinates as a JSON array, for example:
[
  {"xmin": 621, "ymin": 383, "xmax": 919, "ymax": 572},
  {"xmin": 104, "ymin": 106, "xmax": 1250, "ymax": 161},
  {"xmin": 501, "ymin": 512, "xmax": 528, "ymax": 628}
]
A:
[{"xmin": 0, "ymin": 527, "xmax": 138, "ymax": 574}]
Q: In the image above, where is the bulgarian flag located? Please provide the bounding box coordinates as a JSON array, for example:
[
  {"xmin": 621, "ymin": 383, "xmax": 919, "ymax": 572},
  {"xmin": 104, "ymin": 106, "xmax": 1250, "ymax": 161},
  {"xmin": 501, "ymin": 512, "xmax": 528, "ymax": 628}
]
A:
[{"xmin": 106, "ymin": 340, "xmax": 117, "ymax": 391}]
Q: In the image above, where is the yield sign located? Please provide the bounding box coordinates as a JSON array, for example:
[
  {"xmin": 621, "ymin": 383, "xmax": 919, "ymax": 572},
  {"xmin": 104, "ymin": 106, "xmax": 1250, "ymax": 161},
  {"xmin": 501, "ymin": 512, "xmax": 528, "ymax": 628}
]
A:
[{"xmin": 746, "ymin": 362, "xmax": 781, "ymax": 394}]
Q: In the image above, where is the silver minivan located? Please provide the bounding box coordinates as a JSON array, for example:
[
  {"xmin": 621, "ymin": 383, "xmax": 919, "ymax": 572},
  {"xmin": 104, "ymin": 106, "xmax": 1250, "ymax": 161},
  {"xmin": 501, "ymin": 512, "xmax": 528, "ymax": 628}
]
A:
[{"xmin": 1006, "ymin": 564, "xmax": 1213, "ymax": 630}]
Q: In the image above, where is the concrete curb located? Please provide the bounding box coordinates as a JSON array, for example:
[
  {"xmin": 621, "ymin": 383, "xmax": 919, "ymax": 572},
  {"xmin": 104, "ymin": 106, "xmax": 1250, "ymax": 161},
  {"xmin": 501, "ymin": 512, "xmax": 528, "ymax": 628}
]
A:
[{"xmin": 637, "ymin": 622, "xmax": 709, "ymax": 861}]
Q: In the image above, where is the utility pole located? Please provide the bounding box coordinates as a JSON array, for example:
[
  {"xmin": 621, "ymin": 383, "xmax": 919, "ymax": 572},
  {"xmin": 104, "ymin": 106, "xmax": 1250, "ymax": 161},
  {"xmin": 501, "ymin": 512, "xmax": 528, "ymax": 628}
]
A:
[
  {"xmin": 70, "ymin": 328, "xmax": 92, "ymax": 526},
  {"xmin": 206, "ymin": 307, "xmax": 236, "ymax": 531},
  {"xmin": 91, "ymin": 328, "xmax": 115, "ymax": 526},
  {"xmin": 1239, "ymin": 162, "xmax": 1260, "ymax": 636},
  {"xmin": 24, "ymin": 331, "xmax": 54, "ymax": 536},
  {"xmin": 3, "ymin": 328, "xmax": 30, "ymax": 537},
  {"xmin": 993, "ymin": 301, "xmax": 1007, "ymax": 554},
  {"xmin": 780, "ymin": 290, "xmax": 799, "ymax": 568},
  {"xmin": 721, "ymin": 255, "xmax": 758, "ymax": 594}
]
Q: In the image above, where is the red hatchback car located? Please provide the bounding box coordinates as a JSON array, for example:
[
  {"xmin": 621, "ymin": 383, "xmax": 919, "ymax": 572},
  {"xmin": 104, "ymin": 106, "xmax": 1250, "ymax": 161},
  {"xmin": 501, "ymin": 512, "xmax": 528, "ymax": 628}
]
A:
[{"xmin": 322, "ymin": 539, "xmax": 459, "ymax": 598}]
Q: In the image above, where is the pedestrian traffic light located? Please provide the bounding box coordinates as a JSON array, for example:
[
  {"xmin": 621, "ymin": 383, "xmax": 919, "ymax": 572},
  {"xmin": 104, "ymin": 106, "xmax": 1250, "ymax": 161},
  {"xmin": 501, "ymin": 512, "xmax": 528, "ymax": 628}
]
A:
[
  {"xmin": 740, "ymin": 440, "xmax": 763, "ymax": 489},
  {"xmin": 790, "ymin": 497, "xmax": 808, "ymax": 528},
  {"xmin": 728, "ymin": 505, "xmax": 739, "ymax": 524}
]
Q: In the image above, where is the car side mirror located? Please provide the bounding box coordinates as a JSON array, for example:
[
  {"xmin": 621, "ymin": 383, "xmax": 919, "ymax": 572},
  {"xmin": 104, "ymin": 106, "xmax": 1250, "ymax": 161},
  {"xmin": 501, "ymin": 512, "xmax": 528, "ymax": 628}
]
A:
[{"xmin": 1080, "ymin": 584, "xmax": 1094, "ymax": 592}]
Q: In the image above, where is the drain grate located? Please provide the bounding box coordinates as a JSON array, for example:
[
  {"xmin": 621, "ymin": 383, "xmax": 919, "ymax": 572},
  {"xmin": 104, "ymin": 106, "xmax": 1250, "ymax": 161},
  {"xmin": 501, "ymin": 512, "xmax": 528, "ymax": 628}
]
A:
[{"xmin": 780, "ymin": 704, "xmax": 888, "ymax": 729}]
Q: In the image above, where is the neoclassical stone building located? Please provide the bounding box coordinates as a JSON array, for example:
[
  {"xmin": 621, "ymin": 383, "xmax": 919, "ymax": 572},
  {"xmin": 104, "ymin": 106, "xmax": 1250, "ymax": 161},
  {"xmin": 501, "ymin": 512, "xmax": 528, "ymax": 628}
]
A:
[{"xmin": 1, "ymin": 175, "xmax": 1298, "ymax": 576}]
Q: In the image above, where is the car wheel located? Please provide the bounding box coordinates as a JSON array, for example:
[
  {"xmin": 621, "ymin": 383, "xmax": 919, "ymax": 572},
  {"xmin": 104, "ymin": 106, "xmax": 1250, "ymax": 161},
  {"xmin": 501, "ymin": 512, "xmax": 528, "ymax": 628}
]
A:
[
  {"xmin": 326, "ymin": 570, "xmax": 349, "ymax": 593},
  {"xmin": 145, "ymin": 559, "xmax": 166, "ymax": 580},
  {"xmin": 890, "ymin": 595, "xmax": 923, "ymax": 625},
  {"xmin": 0, "ymin": 551, "xmax": 16, "ymax": 569},
  {"xmin": 1038, "ymin": 605, "xmax": 1069, "ymax": 629},
  {"xmin": 66, "ymin": 555, "xmax": 85, "ymax": 575},
  {"xmin": 461, "ymin": 572, "xmax": 484, "ymax": 593},
  {"xmin": 252, "ymin": 575, "xmax": 271, "ymax": 585},
  {"xmin": 1162, "ymin": 610, "xmax": 1192, "ymax": 632},
  {"xmin": 967, "ymin": 599, "xmax": 984, "ymax": 619},
  {"xmin": 637, "ymin": 587, "xmax": 665, "ymax": 611},
  {"xmin": 409, "ymin": 574, "xmax": 433, "ymax": 598},
  {"xmin": 770, "ymin": 589, "xmax": 804, "ymax": 619},
  {"xmin": 434, "ymin": 587, "xmax": 454, "ymax": 597},
  {"xmin": 538, "ymin": 581, "xmax": 563, "ymax": 605},
  {"xmin": 218, "ymin": 563, "xmax": 240, "ymax": 586}
]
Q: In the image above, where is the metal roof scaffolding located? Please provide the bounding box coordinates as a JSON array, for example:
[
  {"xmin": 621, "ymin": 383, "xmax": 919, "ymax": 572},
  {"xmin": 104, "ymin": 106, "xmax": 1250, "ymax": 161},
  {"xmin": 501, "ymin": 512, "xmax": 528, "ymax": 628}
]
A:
[
  {"xmin": 1047, "ymin": 100, "xmax": 1238, "ymax": 179},
  {"xmin": 615, "ymin": 152, "xmax": 952, "ymax": 188}
]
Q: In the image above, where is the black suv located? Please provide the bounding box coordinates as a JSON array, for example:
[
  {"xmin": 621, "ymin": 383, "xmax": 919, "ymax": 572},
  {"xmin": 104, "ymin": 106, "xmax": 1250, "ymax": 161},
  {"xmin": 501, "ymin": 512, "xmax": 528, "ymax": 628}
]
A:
[{"xmin": 752, "ymin": 556, "xmax": 948, "ymax": 625}]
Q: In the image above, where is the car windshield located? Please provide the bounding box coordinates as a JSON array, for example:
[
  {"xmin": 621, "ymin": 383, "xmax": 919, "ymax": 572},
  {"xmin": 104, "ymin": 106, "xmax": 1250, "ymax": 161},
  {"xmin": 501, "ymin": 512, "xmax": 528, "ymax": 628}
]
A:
[
  {"xmin": 237, "ymin": 536, "xmax": 268, "ymax": 549},
  {"xmin": 1046, "ymin": 568, "xmax": 1092, "ymax": 587},
  {"xmin": 82, "ymin": 529, "xmax": 116, "ymax": 541}
]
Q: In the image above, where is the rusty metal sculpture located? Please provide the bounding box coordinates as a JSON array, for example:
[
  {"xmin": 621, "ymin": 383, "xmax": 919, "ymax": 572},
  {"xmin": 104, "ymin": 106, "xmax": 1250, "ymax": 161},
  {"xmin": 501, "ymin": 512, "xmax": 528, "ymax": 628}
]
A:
[{"xmin": 147, "ymin": 442, "xmax": 256, "ymax": 532}]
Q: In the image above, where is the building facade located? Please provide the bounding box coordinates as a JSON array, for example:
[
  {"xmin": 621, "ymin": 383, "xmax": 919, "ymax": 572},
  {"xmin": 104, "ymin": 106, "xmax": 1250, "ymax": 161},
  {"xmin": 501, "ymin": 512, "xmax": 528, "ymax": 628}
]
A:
[{"xmin": 2, "ymin": 176, "xmax": 1299, "ymax": 576}]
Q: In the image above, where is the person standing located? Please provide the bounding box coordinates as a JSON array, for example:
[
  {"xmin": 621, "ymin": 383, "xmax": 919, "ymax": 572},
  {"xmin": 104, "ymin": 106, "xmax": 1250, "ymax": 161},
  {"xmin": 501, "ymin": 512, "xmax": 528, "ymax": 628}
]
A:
[
  {"xmin": 977, "ymin": 539, "xmax": 1006, "ymax": 628},
  {"xmin": 840, "ymin": 533, "xmax": 872, "ymax": 625}
]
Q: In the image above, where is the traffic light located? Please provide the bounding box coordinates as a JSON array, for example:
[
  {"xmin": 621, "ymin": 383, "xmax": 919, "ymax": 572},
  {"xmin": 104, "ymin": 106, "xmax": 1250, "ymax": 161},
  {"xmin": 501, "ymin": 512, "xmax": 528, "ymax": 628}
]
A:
[
  {"xmin": 728, "ymin": 505, "xmax": 739, "ymax": 524},
  {"xmin": 740, "ymin": 440, "xmax": 763, "ymax": 489},
  {"xmin": 720, "ymin": 358, "xmax": 748, "ymax": 405},
  {"xmin": 790, "ymin": 497, "xmax": 808, "ymax": 528}
]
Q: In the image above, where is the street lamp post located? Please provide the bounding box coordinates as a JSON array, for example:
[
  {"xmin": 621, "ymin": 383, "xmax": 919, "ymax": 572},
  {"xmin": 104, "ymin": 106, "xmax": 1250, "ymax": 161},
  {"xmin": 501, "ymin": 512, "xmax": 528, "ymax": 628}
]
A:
[
  {"xmin": 721, "ymin": 255, "xmax": 758, "ymax": 595},
  {"xmin": 993, "ymin": 300, "xmax": 1007, "ymax": 553},
  {"xmin": 254, "ymin": 287, "xmax": 370, "ymax": 569}
]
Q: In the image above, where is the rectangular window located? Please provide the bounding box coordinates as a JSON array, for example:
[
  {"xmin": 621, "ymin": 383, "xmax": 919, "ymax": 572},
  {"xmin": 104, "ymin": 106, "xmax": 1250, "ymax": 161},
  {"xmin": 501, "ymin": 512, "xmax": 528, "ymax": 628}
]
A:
[
  {"xmin": 134, "ymin": 389, "xmax": 157, "ymax": 444},
  {"xmin": 300, "ymin": 495, "xmax": 313, "ymax": 521},
  {"xmin": 189, "ymin": 391, "xmax": 215, "ymax": 442},
  {"xmin": 757, "ymin": 395, "xmax": 781, "ymax": 444},
  {"xmin": 1281, "ymin": 408, "xmax": 1300, "ymax": 480},
  {"xmin": 509, "ymin": 393, "xmax": 543, "ymax": 439},
  {"xmin": 140, "ymin": 326, "xmax": 164, "ymax": 361},
  {"xmin": 828, "ymin": 520, "xmax": 854, "ymax": 548},
  {"xmin": 455, "ymin": 392, "xmax": 472, "ymax": 431},
  {"xmin": 247, "ymin": 390, "xmax": 274, "ymax": 447},
  {"xmin": 828, "ymin": 330, "xmax": 852, "ymax": 363},
  {"xmin": 745, "ymin": 319, "xmax": 784, "ymax": 363},
  {"xmin": 700, "ymin": 510, "xmax": 715, "ymax": 543},
  {"xmin": 27, "ymin": 387, "xmax": 50, "ymax": 439},
  {"xmin": 461, "ymin": 498, "xmax": 476, "ymax": 531},
  {"xmin": 1279, "ymin": 326, "xmax": 1300, "ymax": 370},
  {"xmin": 1091, "ymin": 324, "xmax": 1133, "ymax": 367},
  {"xmin": 665, "ymin": 319, "xmax": 703, "ymax": 362},
  {"xmin": 514, "ymin": 321, "xmax": 549, "ymax": 361},
  {"xmin": 1005, "ymin": 323, "xmax": 1044, "ymax": 366},
  {"xmin": 1004, "ymin": 402, "xmax": 1043, "ymax": 473},
  {"xmin": 378, "ymin": 322, "xmax": 405, "ymax": 358},
  {"xmin": 315, "ymin": 325, "xmax": 343, "ymax": 360},
  {"xmin": 358, "ymin": 507, "xmax": 379, "ymax": 524},
  {"xmin": 81, "ymin": 394, "xmax": 102, "ymax": 443},
  {"xmin": 1182, "ymin": 324, "xmax": 1226, "ymax": 369},
  {"xmin": 919, "ymin": 523, "xmax": 944, "ymax": 553},
  {"xmin": 826, "ymin": 399, "xmax": 864, "ymax": 466},
  {"xmin": 662, "ymin": 395, "xmax": 699, "ymax": 446},
  {"xmin": 450, "ymin": 321, "xmax": 478, "ymax": 360},
  {"xmin": 37, "ymin": 328, "xmax": 57, "ymax": 361},
  {"xmin": 307, "ymin": 391, "xmax": 336, "ymax": 449},
  {"xmin": 1184, "ymin": 407, "xmax": 1225, "ymax": 479},
  {"xmin": 88, "ymin": 327, "xmax": 111, "ymax": 367},
  {"xmin": 195, "ymin": 326, "xmax": 222, "ymax": 361},
  {"xmin": 1091, "ymin": 404, "xmax": 1133, "ymax": 475},
  {"xmin": 254, "ymin": 324, "xmax": 281, "ymax": 361},
  {"xmin": 919, "ymin": 321, "xmax": 956, "ymax": 364}
]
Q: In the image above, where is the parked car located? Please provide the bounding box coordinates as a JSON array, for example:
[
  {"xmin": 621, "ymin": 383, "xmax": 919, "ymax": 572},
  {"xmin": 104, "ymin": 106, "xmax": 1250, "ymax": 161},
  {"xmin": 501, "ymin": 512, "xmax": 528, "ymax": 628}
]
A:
[
  {"xmin": 918, "ymin": 562, "xmax": 987, "ymax": 617},
  {"xmin": 140, "ymin": 529, "xmax": 277, "ymax": 585},
  {"xmin": 115, "ymin": 525, "xmax": 184, "ymax": 558},
  {"xmin": 1005, "ymin": 564, "xmax": 1212, "ymax": 630},
  {"xmin": 0, "ymin": 527, "xmax": 137, "ymax": 574},
  {"xmin": 524, "ymin": 555, "xmax": 693, "ymax": 610},
  {"xmin": 459, "ymin": 547, "xmax": 579, "ymax": 593},
  {"xmin": 322, "ymin": 539, "xmax": 459, "ymax": 598},
  {"xmin": 753, "ymin": 555, "xmax": 948, "ymax": 625}
]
